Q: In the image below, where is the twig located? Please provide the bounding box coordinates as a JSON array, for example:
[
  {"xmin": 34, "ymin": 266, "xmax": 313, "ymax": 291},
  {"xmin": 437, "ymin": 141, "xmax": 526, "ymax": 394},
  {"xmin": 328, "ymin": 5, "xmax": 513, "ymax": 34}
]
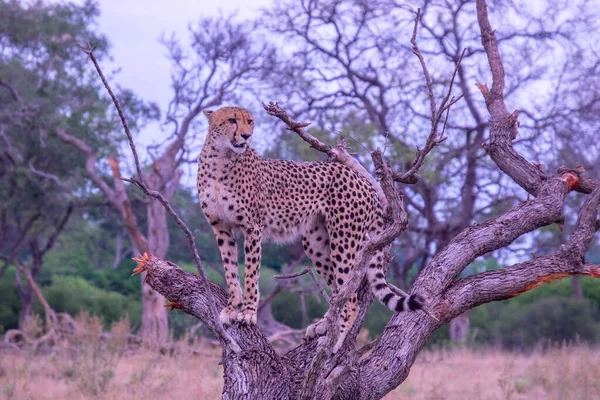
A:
[
  {"xmin": 410, "ymin": 9, "xmax": 436, "ymax": 119},
  {"xmin": 394, "ymin": 9, "xmax": 465, "ymax": 184},
  {"xmin": 330, "ymin": 128, "xmax": 371, "ymax": 154},
  {"xmin": 77, "ymin": 43, "xmax": 240, "ymax": 353},
  {"xmin": 76, "ymin": 42, "xmax": 143, "ymax": 180},
  {"xmin": 386, "ymin": 282, "xmax": 409, "ymax": 297},
  {"xmin": 263, "ymin": 102, "xmax": 332, "ymax": 154},
  {"xmin": 274, "ymin": 267, "xmax": 331, "ymax": 303},
  {"xmin": 259, "ymin": 262, "xmax": 299, "ymax": 312},
  {"xmin": 307, "ymin": 267, "xmax": 331, "ymax": 303},
  {"xmin": 264, "ymin": 101, "xmax": 388, "ymax": 207},
  {"xmin": 274, "ymin": 268, "xmax": 310, "ymax": 280},
  {"xmin": 28, "ymin": 158, "xmax": 67, "ymax": 188}
]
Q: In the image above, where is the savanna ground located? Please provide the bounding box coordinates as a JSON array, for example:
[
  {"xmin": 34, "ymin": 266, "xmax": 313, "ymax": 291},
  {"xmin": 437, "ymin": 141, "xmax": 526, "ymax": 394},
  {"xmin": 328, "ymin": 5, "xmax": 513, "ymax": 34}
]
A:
[{"xmin": 1, "ymin": 317, "xmax": 598, "ymax": 400}]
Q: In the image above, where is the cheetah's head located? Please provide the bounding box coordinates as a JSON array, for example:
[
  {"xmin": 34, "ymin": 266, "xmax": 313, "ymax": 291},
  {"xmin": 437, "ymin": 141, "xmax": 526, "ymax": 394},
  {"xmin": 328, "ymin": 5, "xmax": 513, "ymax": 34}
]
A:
[{"xmin": 203, "ymin": 107, "xmax": 254, "ymax": 154}]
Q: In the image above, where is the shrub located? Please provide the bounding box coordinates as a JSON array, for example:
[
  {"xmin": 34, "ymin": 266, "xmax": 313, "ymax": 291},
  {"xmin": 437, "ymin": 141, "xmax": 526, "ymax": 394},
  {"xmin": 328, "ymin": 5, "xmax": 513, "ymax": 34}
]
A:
[
  {"xmin": 41, "ymin": 276, "xmax": 141, "ymax": 329},
  {"xmin": 0, "ymin": 267, "xmax": 20, "ymax": 331},
  {"xmin": 491, "ymin": 296, "xmax": 599, "ymax": 348}
]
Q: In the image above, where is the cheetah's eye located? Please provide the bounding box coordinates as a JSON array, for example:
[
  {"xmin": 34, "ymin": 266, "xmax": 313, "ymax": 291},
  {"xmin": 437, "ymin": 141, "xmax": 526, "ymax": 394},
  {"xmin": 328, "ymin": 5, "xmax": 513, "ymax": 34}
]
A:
[
  {"xmin": 247, "ymin": 119, "xmax": 253, "ymax": 124},
  {"xmin": 228, "ymin": 118, "xmax": 237, "ymax": 124}
]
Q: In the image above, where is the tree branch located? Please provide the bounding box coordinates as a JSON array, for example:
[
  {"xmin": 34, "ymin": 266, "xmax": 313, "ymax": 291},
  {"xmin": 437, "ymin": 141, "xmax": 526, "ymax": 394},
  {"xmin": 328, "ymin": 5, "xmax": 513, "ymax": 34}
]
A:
[
  {"xmin": 76, "ymin": 43, "xmax": 144, "ymax": 180},
  {"xmin": 55, "ymin": 128, "xmax": 118, "ymax": 207},
  {"xmin": 0, "ymin": 77, "xmax": 28, "ymax": 110},
  {"xmin": 40, "ymin": 202, "xmax": 73, "ymax": 255},
  {"xmin": 263, "ymin": 101, "xmax": 388, "ymax": 208},
  {"xmin": 28, "ymin": 158, "xmax": 67, "ymax": 188},
  {"xmin": 475, "ymin": 0, "xmax": 547, "ymax": 195},
  {"xmin": 394, "ymin": 8, "xmax": 465, "ymax": 185},
  {"xmin": 446, "ymin": 186, "xmax": 600, "ymax": 317}
]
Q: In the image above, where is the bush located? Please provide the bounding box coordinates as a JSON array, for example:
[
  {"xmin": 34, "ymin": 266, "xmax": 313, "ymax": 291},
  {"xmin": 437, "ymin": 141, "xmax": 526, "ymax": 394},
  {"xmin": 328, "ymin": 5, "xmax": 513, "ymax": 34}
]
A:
[
  {"xmin": 488, "ymin": 296, "xmax": 600, "ymax": 349},
  {"xmin": 41, "ymin": 276, "xmax": 141, "ymax": 329},
  {"xmin": 41, "ymin": 256, "xmax": 142, "ymax": 298},
  {"xmin": 0, "ymin": 267, "xmax": 20, "ymax": 331},
  {"xmin": 425, "ymin": 278, "xmax": 600, "ymax": 349}
]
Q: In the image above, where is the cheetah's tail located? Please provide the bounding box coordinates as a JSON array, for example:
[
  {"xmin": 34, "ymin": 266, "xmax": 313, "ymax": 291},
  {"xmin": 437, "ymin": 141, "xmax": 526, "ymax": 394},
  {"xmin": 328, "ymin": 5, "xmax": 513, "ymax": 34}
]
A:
[{"xmin": 366, "ymin": 265, "xmax": 424, "ymax": 312}]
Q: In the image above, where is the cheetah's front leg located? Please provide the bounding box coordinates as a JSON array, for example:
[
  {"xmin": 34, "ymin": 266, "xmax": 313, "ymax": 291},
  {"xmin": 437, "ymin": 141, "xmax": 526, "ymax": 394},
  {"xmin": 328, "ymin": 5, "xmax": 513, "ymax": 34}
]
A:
[
  {"xmin": 211, "ymin": 223, "xmax": 242, "ymax": 326},
  {"xmin": 237, "ymin": 227, "xmax": 262, "ymax": 324}
]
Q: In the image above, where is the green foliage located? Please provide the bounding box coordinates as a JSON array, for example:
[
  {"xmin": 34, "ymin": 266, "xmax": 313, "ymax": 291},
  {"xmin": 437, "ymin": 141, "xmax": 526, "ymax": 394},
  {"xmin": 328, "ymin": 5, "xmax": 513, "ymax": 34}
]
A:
[
  {"xmin": 42, "ymin": 250, "xmax": 142, "ymax": 298},
  {"xmin": 427, "ymin": 277, "xmax": 600, "ymax": 349},
  {"xmin": 0, "ymin": 267, "xmax": 20, "ymax": 331},
  {"xmin": 41, "ymin": 276, "xmax": 141, "ymax": 329},
  {"xmin": 498, "ymin": 296, "xmax": 598, "ymax": 348},
  {"xmin": 272, "ymin": 291, "xmax": 329, "ymax": 329}
]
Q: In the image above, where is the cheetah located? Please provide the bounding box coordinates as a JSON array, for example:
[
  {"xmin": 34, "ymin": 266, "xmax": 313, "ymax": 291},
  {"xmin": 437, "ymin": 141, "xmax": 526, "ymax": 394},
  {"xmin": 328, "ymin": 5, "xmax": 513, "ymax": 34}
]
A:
[{"xmin": 197, "ymin": 106, "xmax": 424, "ymax": 352}]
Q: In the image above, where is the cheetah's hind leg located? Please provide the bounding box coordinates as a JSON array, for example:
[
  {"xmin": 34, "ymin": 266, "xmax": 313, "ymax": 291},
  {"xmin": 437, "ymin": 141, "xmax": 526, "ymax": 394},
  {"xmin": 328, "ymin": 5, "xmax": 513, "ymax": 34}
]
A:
[
  {"xmin": 301, "ymin": 216, "xmax": 334, "ymax": 340},
  {"xmin": 332, "ymin": 294, "xmax": 359, "ymax": 353}
]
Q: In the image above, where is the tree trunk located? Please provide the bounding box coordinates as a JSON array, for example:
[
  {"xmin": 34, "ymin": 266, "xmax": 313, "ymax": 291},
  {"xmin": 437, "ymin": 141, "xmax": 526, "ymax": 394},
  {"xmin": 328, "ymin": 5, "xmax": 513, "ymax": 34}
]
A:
[
  {"xmin": 140, "ymin": 281, "xmax": 169, "ymax": 344},
  {"xmin": 449, "ymin": 311, "xmax": 470, "ymax": 344},
  {"xmin": 16, "ymin": 283, "xmax": 33, "ymax": 328},
  {"xmin": 140, "ymin": 198, "xmax": 170, "ymax": 345},
  {"xmin": 15, "ymin": 247, "xmax": 45, "ymax": 329},
  {"xmin": 572, "ymin": 275, "xmax": 584, "ymax": 298}
]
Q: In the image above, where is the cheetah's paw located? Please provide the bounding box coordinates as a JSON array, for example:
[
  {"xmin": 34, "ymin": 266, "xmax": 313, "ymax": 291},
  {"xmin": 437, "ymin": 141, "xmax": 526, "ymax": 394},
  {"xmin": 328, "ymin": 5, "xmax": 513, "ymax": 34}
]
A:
[
  {"xmin": 235, "ymin": 309, "xmax": 257, "ymax": 325},
  {"xmin": 305, "ymin": 318, "xmax": 328, "ymax": 340},
  {"xmin": 219, "ymin": 306, "xmax": 240, "ymax": 326}
]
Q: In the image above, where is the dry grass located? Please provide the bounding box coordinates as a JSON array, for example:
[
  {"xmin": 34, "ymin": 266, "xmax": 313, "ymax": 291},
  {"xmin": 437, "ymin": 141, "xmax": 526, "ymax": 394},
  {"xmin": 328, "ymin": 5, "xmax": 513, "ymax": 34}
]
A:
[
  {"xmin": 0, "ymin": 346, "xmax": 223, "ymax": 400},
  {"xmin": 1, "ymin": 339, "xmax": 599, "ymax": 399},
  {"xmin": 386, "ymin": 346, "xmax": 600, "ymax": 400}
]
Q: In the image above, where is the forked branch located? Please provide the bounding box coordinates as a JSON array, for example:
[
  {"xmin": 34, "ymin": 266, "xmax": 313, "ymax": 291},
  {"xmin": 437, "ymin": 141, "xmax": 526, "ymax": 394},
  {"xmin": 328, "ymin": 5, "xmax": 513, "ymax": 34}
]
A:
[{"xmin": 394, "ymin": 8, "xmax": 465, "ymax": 184}]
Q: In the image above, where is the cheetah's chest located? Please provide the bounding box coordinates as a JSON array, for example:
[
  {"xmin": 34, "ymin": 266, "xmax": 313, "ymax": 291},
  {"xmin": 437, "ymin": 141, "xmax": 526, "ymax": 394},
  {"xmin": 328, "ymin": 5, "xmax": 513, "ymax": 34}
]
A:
[{"xmin": 198, "ymin": 175, "xmax": 236, "ymax": 223}]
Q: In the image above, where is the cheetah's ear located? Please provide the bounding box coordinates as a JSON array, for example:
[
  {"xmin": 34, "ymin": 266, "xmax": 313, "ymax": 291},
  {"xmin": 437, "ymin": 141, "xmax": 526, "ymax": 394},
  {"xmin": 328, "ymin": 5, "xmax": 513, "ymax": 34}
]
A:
[{"xmin": 202, "ymin": 109, "xmax": 214, "ymax": 119}]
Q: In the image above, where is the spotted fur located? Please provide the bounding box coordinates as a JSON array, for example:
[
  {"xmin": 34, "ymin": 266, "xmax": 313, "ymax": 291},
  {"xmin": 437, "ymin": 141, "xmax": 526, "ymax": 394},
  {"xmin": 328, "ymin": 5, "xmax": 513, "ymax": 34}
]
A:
[{"xmin": 197, "ymin": 107, "xmax": 424, "ymax": 352}]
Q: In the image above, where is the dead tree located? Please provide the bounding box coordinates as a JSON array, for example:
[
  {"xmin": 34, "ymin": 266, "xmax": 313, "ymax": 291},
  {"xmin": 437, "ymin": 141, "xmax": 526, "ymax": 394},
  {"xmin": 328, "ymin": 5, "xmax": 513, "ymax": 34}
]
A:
[{"xmin": 93, "ymin": 1, "xmax": 599, "ymax": 398}]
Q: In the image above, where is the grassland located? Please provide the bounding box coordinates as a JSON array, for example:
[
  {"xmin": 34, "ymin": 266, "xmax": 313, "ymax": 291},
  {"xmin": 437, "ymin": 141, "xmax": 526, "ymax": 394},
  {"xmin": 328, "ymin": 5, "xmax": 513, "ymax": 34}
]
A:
[{"xmin": 2, "ymin": 343, "xmax": 598, "ymax": 400}]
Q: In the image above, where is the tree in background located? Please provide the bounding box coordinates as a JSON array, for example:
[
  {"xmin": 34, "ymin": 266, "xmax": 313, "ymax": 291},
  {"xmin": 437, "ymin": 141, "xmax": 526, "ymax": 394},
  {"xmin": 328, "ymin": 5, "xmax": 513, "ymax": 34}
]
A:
[{"xmin": 0, "ymin": 0, "xmax": 139, "ymax": 326}]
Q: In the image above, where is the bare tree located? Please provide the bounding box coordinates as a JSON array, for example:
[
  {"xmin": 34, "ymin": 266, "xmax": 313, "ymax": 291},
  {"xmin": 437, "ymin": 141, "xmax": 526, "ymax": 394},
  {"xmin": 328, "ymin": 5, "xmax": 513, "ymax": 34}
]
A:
[
  {"xmin": 0, "ymin": 0, "xmax": 124, "ymax": 328},
  {"xmin": 261, "ymin": 0, "xmax": 600, "ymax": 339}
]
